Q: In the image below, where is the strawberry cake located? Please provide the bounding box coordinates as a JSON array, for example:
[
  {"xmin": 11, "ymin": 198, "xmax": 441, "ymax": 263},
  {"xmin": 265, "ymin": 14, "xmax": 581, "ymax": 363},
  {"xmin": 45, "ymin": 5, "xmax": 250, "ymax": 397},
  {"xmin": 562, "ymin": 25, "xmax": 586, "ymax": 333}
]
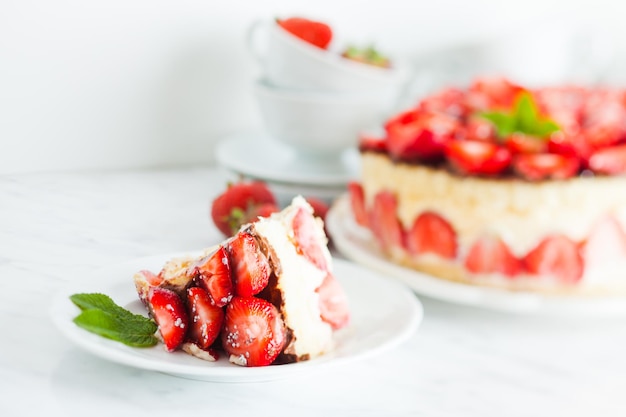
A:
[
  {"xmin": 348, "ymin": 77, "xmax": 626, "ymax": 295},
  {"xmin": 134, "ymin": 196, "xmax": 350, "ymax": 366}
]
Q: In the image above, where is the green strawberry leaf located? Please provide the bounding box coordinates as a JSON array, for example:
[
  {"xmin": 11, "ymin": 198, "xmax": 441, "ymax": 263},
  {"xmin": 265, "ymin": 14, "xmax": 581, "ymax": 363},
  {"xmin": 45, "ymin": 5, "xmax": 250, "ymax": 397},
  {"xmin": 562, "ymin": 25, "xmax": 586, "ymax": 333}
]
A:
[{"xmin": 70, "ymin": 293, "xmax": 158, "ymax": 347}]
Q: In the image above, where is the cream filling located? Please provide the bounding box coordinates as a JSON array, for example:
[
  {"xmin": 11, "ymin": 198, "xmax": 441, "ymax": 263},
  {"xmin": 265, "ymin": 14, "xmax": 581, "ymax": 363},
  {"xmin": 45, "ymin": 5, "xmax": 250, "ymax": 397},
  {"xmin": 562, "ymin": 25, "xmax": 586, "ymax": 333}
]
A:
[{"xmin": 253, "ymin": 196, "xmax": 334, "ymax": 358}]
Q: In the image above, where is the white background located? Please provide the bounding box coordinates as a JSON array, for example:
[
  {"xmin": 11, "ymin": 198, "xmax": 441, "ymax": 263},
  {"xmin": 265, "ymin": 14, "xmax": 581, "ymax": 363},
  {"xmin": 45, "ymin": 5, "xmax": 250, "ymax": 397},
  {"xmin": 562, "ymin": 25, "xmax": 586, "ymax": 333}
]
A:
[{"xmin": 2, "ymin": 0, "xmax": 626, "ymax": 175}]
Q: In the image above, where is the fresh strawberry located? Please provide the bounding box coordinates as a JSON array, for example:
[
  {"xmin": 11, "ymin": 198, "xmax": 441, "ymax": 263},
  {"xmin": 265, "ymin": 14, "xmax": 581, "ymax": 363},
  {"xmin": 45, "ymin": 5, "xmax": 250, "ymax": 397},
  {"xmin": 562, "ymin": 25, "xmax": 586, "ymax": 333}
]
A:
[
  {"xmin": 192, "ymin": 246, "xmax": 233, "ymax": 307},
  {"xmin": 547, "ymin": 131, "xmax": 593, "ymax": 167},
  {"xmin": 405, "ymin": 211, "xmax": 456, "ymax": 259},
  {"xmin": 513, "ymin": 153, "xmax": 580, "ymax": 180},
  {"xmin": 249, "ymin": 202, "xmax": 280, "ymax": 220},
  {"xmin": 444, "ymin": 140, "xmax": 512, "ymax": 175},
  {"xmin": 221, "ymin": 296, "xmax": 287, "ymax": 367},
  {"xmin": 458, "ymin": 116, "xmax": 497, "ymax": 142},
  {"xmin": 358, "ymin": 132, "xmax": 387, "ymax": 153},
  {"xmin": 386, "ymin": 111, "xmax": 458, "ymax": 161},
  {"xmin": 419, "ymin": 87, "xmax": 469, "ymax": 118},
  {"xmin": 580, "ymin": 216, "xmax": 626, "ymax": 267},
  {"xmin": 317, "ymin": 273, "xmax": 350, "ymax": 330},
  {"xmin": 148, "ymin": 287, "xmax": 189, "ymax": 352},
  {"xmin": 464, "ymin": 235, "xmax": 521, "ymax": 277},
  {"xmin": 467, "ymin": 77, "xmax": 524, "ymax": 110},
  {"xmin": 347, "ymin": 181, "xmax": 369, "ymax": 227},
  {"xmin": 588, "ymin": 144, "xmax": 626, "ymax": 175},
  {"xmin": 305, "ymin": 197, "xmax": 329, "ymax": 221},
  {"xmin": 383, "ymin": 108, "xmax": 420, "ymax": 133},
  {"xmin": 228, "ymin": 231, "xmax": 271, "ymax": 297},
  {"xmin": 292, "ymin": 205, "xmax": 328, "ymax": 271},
  {"xmin": 185, "ymin": 287, "xmax": 224, "ymax": 350},
  {"xmin": 505, "ymin": 133, "xmax": 548, "ymax": 154},
  {"xmin": 369, "ymin": 190, "xmax": 404, "ymax": 251},
  {"xmin": 210, "ymin": 181, "xmax": 277, "ymax": 236},
  {"xmin": 523, "ymin": 235, "xmax": 583, "ymax": 284},
  {"xmin": 277, "ymin": 17, "xmax": 332, "ymax": 49}
]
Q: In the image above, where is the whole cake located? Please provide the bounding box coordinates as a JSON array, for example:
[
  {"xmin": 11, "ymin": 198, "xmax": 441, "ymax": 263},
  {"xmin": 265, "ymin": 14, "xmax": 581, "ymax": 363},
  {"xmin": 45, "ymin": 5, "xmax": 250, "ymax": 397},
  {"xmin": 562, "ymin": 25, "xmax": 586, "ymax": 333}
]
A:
[
  {"xmin": 348, "ymin": 77, "xmax": 626, "ymax": 295},
  {"xmin": 134, "ymin": 196, "xmax": 350, "ymax": 366}
]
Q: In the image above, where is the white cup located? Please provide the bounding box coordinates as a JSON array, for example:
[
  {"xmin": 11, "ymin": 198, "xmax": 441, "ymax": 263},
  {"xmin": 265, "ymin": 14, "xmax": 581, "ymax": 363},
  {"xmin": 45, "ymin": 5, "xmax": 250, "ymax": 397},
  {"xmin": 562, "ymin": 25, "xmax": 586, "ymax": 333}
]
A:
[{"xmin": 247, "ymin": 19, "xmax": 411, "ymax": 93}]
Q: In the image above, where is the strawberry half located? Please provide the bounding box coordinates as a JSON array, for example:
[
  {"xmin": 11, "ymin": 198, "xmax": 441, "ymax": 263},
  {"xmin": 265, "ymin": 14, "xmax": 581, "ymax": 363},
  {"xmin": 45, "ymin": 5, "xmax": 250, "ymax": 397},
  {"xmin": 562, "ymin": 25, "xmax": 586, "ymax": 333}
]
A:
[
  {"xmin": 221, "ymin": 296, "xmax": 287, "ymax": 367},
  {"xmin": 347, "ymin": 181, "xmax": 369, "ymax": 227},
  {"xmin": 464, "ymin": 235, "xmax": 521, "ymax": 277},
  {"xmin": 444, "ymin": 140, "xmax": 512, "ymax": 175},
  {"xmin": 192, "ymin": 246, "xmax": 233, "ymax": 307},
  {"xmin": 588, "ymin": 144, "xmax": 626, "ymax": 175},
  {"xmin": 505, "ymin": 133, "xmax": 548, "ymax": 154},
  {"xmin": 513, "ymin": 153, "xmax": 580, "ymax": 181},
  {"xmin": 580, "ymin": 215, "xmax": 626, "ymax": 268},
  {"xmin": 369, "ymin": 190, "xmax": 404, "ymax": 251},
  {"xmin": 386, "ymin": 111, "xmax": 457, "ymax": 161},
  {"xmin": 148, "ymin": 287, "xmax": 189, "ymax": 352},
  {"xmin": 523, "ymin": 235, "xmax": 584, "ymax": 284},
  {"xmin": 406, "ymin": 211, "xmax": 457, "ymax": 259},
  {"xmin": 292, "ymin": 205, "xmax": 328, "ymax": 271},
  {"xmin": 317, "ymin": 273, "xmax": 350, "ymax": 330},
  {"xmin": 210, "ymin": 181, "xmax": 277, "ymax": 236},
  {"xmin": 358, "ymin": 132, "xmax": 387, "ymax": 153},
  {"xmin": 228, "ymin": 231, "xmax": 271, "ymax": 297},
  {"xmin": 277, "ymin": 17, "xmax": 332, "ymax": 49},
  {"xmin": 186, "ymin": 287, "xmax": 224, "ymax": 350}
]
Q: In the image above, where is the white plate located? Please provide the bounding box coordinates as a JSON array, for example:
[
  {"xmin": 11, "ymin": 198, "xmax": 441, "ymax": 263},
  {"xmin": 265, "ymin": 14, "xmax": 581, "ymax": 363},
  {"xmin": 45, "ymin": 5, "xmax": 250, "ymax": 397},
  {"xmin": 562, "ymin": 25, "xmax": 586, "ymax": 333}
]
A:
[
  {"xmin": 215, "ymin": 132, "xmax": 359, "ymax": 186},
  {"xmin": 327, "ymin": 195, "xmax": 626, "ymax": 316},
  {"xmin": 51, "ymin": 254, "xmax": 422, "ymax": 382}
]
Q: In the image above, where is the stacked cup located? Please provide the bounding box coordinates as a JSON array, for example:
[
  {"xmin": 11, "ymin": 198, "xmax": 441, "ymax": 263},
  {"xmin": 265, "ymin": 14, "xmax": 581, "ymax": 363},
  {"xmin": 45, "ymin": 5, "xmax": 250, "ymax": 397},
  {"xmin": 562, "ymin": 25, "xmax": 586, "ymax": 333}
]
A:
[{"xmin": 247, "ymin": 18, "xmax": 410, "ymax": 166}]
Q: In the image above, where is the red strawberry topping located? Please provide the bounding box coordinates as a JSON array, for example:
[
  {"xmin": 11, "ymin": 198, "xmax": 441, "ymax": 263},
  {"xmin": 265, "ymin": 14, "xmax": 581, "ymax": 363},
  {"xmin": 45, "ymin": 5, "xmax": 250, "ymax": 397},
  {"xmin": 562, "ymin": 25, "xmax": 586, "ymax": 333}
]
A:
[
  {"xmin": 505, "ymin": 133, "xmax": 548, "ymax": 154},
  {"xmin": 211, "ymin": 181, "xmax": 277, "ymax": 237},
  {"xmin": 580, "ymin": 215, "xmax": 626, "ymax": 267},
  {"xmin": 148, "ymin": 287, "xmax": 189, "ymax": 352},
  {"xmin": 464, "ymin": 235, "xmax": 521, "ymax": 277},
  {"xmin": 192, "ymin": 246, "xmax": 233, "ymax": 307},
  {"xmin": 369, "ymin": 190, "xmax": 404, "ymax": 251},
  {"xmin": 277, "ymin": 17, "xmax": 332, "ymax": 49},
  {"xmin": 588, "ymin": 144, "xmax": 626, "ymax": 175},
  {"xmin": 347, "ymin": 181, "xmax": 369, "ymax": 227},
  {"xmin": 317, "ymin": 273, "xmax": 350, "ymax": 330},
  {"xmin": 228, "ymin": 231, "xmax": 271, "ymax": 297},
  {"xmin": 523, "ymin": 235, "xmax": 584, "ymax": 284},
  {"xmin": 358, "ymin": 132, "xmax": 387, "ymax": 153},
  {"xmin": 221, "ymin": 296, "xmax": 287, "ymax": 367},
  {"xmin": 513, "ymin": 153, "xmax": 580, "ymax": 181},
  {"xmin": 292, "ymin": 206, "xmax": 328, "ymax": 271},
  {"xmin": 186, "ymin": 287, "xmax": 224, "ymax": 350},
  {"xmin": 444, "ymin": 140, "xmax": 512, "ymax": 175},
  {"xmin": 406, "ymin": 211, "xmax": 457, "ymax": 259},
  {"xmin": 386, "ymin": 111, "xmax": 458, "ymax": 161}
]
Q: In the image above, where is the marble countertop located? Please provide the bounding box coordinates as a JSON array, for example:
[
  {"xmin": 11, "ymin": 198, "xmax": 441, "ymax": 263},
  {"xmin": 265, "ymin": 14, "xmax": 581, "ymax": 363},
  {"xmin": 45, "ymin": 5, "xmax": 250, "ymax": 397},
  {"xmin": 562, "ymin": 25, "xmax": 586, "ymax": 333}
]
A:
[{"xmin": 2, "ymin": 167, "xmax": 625, "ymax": 417}]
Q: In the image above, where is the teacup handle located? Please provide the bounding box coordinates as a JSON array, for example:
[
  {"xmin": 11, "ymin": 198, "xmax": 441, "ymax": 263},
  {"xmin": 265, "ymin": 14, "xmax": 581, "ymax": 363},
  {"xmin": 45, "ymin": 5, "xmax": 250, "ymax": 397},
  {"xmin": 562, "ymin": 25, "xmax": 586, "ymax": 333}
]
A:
[{"xmin": 246, "ymin": 19, "xmax": 268, "ymax": 66}]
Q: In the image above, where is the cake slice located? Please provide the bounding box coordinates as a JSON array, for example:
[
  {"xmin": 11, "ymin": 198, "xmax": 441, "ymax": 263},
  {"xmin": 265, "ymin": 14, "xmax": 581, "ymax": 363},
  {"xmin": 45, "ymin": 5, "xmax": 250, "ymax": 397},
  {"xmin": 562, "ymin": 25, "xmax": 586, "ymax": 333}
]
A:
[{"xmin": 133, "ymin": 196, "xmax": 350, "ymax": 366}]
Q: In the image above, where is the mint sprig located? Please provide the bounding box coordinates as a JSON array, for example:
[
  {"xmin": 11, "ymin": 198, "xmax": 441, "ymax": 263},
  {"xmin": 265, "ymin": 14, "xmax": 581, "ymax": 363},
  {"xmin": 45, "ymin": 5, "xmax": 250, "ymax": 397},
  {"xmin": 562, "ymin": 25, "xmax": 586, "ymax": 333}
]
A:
[
  {"xmin": 70, "ymin": 293, "xmax": 158, "ymax": 347},
  {"xmin": 479, "ymin": 92, "xmax": 560, "ymax": 139}
]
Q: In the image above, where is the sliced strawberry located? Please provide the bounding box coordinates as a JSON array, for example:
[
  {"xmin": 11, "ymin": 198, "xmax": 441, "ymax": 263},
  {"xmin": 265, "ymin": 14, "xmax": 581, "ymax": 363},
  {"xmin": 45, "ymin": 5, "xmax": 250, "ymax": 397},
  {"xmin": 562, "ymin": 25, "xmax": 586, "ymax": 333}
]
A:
[
  {"xmin": 513, "ymin": 153, "xmax": 580, "ymax": 181},
  {"xmin": 386, "ymin": 111, "xmax": 458, "ymax": 161},
  {"xmin": 221, "ymin": 296, "xmax": 287, "ymax": 367},
  {"xmin": 317, "ymin": 273, "xmax": 350, "ymax": 330},
  {"xmin": 505, "ymin": 133, "xmax": 548, "ymax": 154},
  {"xmin": 523, "ymin": 235, "xmax": 583, "ymax": 284},
  {"xmin": 347, "ymin": 181, "xmax": 369, "ymax": 227},
  {"xmin": 192, "ymin": 246, "xmax": 233, "ymax": 307},
  {"xmin": 369, "ymin": 190, "xmax": 404, "ymax": 251},
  {"xmin": 304, "ymin": 197, "xmax": 329, "ymax": 221},
  {"xmin": 405, "ymin": 211, "xmax": 457, "ymax": 259},
  {"xmin": 186, "ymin": 287, "xmax": 224, "ymax": 350},
  {"xmin": 458, "ymin": 116, "xmax": 497, "ymax": 142},
  {"xmin": 467, "ymin": 77, "xmax": 524, "ymax": 110},
  {"xmin": 464, "ymin": 235, "xmax": 521, "ymax": 277},
  {"xmin": 383, "ymin": 108, "xmax": 420, "ymax": 133},
  {"xmin": 548, "ymin": 131, "xmax": 593, "ymax": 167},
  {"xmin": 358, "ymin": 132, "xmax": 387, "ymax": 153},
  {"xmin": 292, "ymin": 205, "xmax": 328, "ymax": 271},
  {"xmin": 148, "ymin": 287, "xmax": 189, "ymax": 352},
  {"xmin": 580, "ymin": 215, "xmax": 626, "ymax": 267},
  {"xmin": 419, "ymin": 87, "xmax": 469, "ymax": 118},
  {"xmin": 277, "ymin": 17, "xmax": 332, "ymax": 49},
  {"xmin": 588, "ymin": 144, "xmax": 626, "ymax": 175},
  {"xmin": 228, "ymin": 231, "xmax": 271, "ymax": 297},
  {"xmin": 444, "ymin": 140, "xmax": 512, "ymax": 175},
  {"xmin": 210, "ymin": 181, "xmax": 277, "ymax": 236}
]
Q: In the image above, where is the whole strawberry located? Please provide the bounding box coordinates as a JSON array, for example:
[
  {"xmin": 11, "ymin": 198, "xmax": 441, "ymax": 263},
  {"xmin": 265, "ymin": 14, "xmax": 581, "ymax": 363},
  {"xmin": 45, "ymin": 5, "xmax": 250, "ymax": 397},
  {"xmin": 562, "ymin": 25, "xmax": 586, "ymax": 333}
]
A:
[
  {"xmin": 277, "ymin": 17, "xmax": 333, "ymax": 49},
  {"xmin": 211, "ymin": 181, "xmax": 279, "ymax": 236}
]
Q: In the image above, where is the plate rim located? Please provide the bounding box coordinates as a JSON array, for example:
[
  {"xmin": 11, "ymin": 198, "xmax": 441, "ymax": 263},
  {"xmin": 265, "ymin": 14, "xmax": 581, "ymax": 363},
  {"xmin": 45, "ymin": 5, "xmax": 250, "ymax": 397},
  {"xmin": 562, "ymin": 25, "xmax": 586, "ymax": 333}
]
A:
[
  {"xmin": 327, "ymin": 194, "xmax": 626, "ymax": 317},
  {"xmin": 51, "ymin": 254, "xmax": 422, "ymax": 382}
]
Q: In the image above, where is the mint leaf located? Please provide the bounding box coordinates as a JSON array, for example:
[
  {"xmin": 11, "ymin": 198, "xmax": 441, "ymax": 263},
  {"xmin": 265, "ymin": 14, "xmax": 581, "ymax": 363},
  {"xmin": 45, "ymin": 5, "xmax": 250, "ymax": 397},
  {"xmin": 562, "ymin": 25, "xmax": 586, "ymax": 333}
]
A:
[
  {"xmin": 70, "ymin": 292, "xmax": 158, "ymax": 348},
  {"xmin": 480, "ymin": 111, "xmax": 516, "ymax": 138},
  {"xmin": 73, "ymin": 309, "xmax": 158, "ymax": 347}
]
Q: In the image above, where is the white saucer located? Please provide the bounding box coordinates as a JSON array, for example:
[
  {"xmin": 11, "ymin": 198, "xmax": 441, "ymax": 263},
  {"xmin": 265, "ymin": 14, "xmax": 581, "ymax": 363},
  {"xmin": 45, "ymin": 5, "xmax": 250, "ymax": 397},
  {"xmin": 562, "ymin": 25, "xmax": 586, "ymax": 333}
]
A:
[{"xmin": 215, "ymin": 132, "xmax": 360, "ymax": 187}]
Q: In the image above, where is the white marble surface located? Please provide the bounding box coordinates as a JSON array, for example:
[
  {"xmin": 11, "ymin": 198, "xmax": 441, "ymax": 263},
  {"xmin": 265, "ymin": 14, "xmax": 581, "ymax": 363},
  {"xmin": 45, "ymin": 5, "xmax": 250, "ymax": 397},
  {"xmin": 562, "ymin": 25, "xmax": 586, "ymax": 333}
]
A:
[{"xmin": 1, "ymin": 167, "xmax": 626, "ymax": 417}]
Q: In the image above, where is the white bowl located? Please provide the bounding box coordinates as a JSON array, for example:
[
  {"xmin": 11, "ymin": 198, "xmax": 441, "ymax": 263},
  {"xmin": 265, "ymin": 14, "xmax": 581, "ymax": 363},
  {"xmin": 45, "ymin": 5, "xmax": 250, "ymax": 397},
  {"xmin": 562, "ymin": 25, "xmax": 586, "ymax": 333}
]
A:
[
  {"xmin": 247, "ymin": 19, "xmax": 410, "ymax": 92},
  {"xmin": 253, "ymin": 79, "xmax": 395, "ymax": 159}
]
